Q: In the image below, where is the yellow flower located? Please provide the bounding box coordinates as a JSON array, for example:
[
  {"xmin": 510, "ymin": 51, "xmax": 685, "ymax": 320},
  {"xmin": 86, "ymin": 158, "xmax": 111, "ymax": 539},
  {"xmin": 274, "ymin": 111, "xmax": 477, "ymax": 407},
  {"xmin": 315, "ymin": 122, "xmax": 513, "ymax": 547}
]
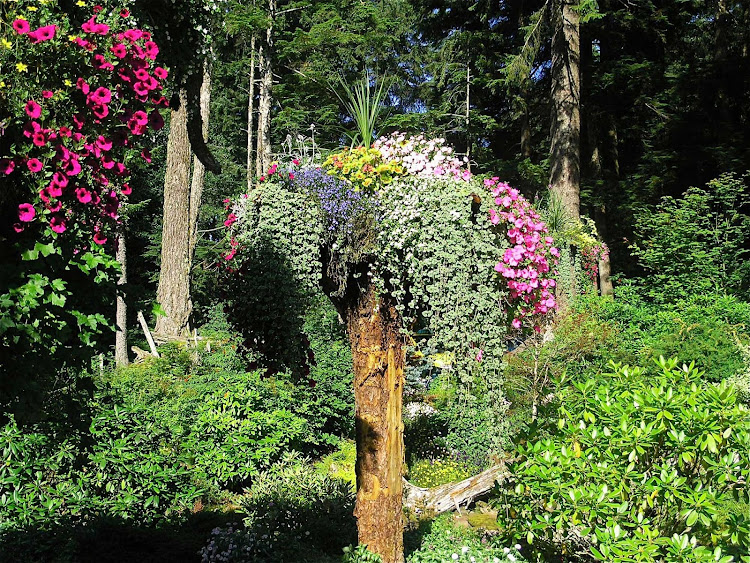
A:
[
  {"xmin": 27, "ymin": 6, "xmax": 37, "ymax": 10},
  {"xmin": 68, "ymin": 35, "xmax": 78, "ymax": 42},
  {"xmin": 64, "ymin": 79, "xmax": 72, "ymax": 87},
  {"xmin": 76, "ymin": 0, "xmax": 85, "ymax": 5},
  {"xmin": 16, "ymin": 62, "xmax": 28, "ymax": 72},
  {"xmin": 1, "ymin": 38, "xmax": 11, "ymax": 49},
  {"xmin": 0, "ymin": 81, "xmax": 5, "ymax": 89}
]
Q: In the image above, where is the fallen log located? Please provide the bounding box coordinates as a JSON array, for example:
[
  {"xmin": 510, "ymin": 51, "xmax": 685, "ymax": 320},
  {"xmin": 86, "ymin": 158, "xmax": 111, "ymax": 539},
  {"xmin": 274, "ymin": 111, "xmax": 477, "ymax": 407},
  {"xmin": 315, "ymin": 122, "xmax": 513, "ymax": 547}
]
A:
[{"xmin": 402, "ymin": 461, "xmax": 511, "ymax": 515}]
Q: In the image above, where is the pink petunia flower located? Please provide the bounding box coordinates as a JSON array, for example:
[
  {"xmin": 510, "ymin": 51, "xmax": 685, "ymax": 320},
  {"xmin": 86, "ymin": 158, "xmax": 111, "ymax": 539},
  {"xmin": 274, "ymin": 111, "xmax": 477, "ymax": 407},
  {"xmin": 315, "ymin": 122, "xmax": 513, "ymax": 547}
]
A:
[
  {"xmin": 93, "ymin": 231, "xmax": 107, "ymax": 245},
  {"xmin": 76, "ymin": 187, "xmax": 92, "ymax": 203},
  {"xmin": 0, "ymin": 158, "xmax": 15, "ymax": 175},
  {"xmin": 49, "ymin": 214, "xmax": 66, "ymax": 233},
  {"xmin": 28, "ymin": 25, "xmax": 57, "ymax": 43},
  {"xmin": 27, "ymin": 158, "xmax": 43, "ymax": 173},
  {"xmin": 18, "ymin": 203, "xmax": 36, "ymax": 222},
  {"xmin": 25, "ymin": 100, "xmax": 42, "ymax": 119},
  {"xmin": 13, "ymin": 19, "xmax": 30, "ymax": 34}
]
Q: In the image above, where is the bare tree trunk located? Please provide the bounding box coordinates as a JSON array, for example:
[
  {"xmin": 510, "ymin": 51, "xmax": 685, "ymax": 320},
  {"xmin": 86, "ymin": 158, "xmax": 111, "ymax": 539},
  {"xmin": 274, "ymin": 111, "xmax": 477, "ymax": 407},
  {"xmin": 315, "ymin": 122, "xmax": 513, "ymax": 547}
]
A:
[
  {"xmin": 595, "ymin": 205, "xmax": 614, "ymax": 296},
  {"xmin": 346, "ymin": 282, "xmax": 405, "ymax": 563},
  {"xmin": 189, "ymin": 62, "xmax": 212, "ymax": 263},
  {"xmin": 247, "ymin": 35, "xmax": 256, "ymax": 190},
  {"xmin": 115, "ymin": 228, "xmax": 129, "ymax": 367},
  {"xmin": 549, "ymin": 0, "xmax": 581, "ymax": 222},
  {"xmin": 256, "ymin": 0, "xmax": 275, "ymax": 176},
  {"xmin": 465, "ymin": 64, "xmax": 471, "ymax": 171},
  {"xmin": 156, "ymin": 90, "xmax": 193, "ymax": 337}
]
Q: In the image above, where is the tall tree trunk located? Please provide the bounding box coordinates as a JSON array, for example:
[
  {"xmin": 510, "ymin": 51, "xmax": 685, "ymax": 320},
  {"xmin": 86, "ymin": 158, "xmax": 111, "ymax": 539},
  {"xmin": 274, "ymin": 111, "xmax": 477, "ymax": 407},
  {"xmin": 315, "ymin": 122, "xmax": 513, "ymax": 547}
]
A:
[
  {"xmin": 256, "ymin": 0, "xmax": 275, "ymax": 176},
  {"xmin": 189, "ymin": 62, "xmax": 212, "ymax": 263},
  {"xmin": 247, "ymin": 35, "xmax": 256, "ymax": 190},
  {"xmin": 345, "ymin": 282, "xmax": 405, "ymax": 563},
  {"xmin": 549, "ymin": 0, "xmax": 581, "ymax": 221},
  {"xmin": 156, "ymin": 90, "xmax": 193, "ymax": 337},
  {"xmin": 115, "ymin": 228, "xmax": 129, "ymax": 367},
  {"xmin": 465, "ymin": 64, "xmax": 471, "ymax": 170}
]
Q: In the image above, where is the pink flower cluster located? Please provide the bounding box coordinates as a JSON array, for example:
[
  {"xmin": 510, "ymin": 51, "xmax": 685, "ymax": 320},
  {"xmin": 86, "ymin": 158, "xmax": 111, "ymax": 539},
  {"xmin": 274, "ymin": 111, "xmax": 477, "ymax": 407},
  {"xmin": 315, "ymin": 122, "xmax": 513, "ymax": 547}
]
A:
[
  {"xmin": 373, "ymin": 133, "xmax": 471, "ymax": 182},
  {"xmin": 13, "ymin": 19, "xmax": 57, "ymax": 43},
  {"xmin": 581, "ymin": 243, "xmax": 609, "ymax": 283},
  {"xmin": 1, "ymin": 13, "xmax": 167, "ymax": 245},
  {"xmin": 487, "ymin": 178, "xmax": 559, "ymax": 330}
]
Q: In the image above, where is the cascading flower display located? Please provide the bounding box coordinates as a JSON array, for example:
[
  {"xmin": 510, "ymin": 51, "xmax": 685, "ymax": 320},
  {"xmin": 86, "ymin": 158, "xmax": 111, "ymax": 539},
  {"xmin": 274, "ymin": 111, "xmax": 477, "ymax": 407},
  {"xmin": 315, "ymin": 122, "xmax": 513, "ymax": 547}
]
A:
[{"xmin": 486, "ymin": 177, "xmax": 559, "ymax": 330}]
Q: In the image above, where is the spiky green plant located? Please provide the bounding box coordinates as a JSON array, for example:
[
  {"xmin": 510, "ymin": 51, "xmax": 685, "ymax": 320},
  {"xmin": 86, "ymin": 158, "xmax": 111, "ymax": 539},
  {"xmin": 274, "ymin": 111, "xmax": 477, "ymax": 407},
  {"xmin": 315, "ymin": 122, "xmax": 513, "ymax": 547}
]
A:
[{"xmin": 333, "ymin": 74, "xmax": 389, "ymax": 148}]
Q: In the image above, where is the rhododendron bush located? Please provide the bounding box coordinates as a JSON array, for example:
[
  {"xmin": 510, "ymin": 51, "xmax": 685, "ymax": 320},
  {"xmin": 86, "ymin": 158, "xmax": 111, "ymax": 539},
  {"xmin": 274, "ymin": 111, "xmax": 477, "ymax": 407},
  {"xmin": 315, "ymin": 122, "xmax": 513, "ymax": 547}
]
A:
[{"xmin": 0, "ymin": 1, "xmax": 166, "ymax": 380}]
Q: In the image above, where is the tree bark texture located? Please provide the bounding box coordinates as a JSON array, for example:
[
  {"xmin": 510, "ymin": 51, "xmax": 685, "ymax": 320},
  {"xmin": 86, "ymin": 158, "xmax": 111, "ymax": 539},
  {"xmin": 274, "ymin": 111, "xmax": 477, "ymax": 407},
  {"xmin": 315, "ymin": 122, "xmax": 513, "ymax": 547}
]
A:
[
  {"xmin": 189, "ymin": 62, "xmax": 212, "ymax": 264},
  {"xmin": 185, "ymin": 69, "xmax": 221, "ymax": 174},
  {"xmin": 115, "ymin": 228, "xmax": 129, "ymax": 367},
  {"xmin": 549, "ymin": 0, "xmax": 581, "ymax": 221},
  {"xmin": 345, "ymin": 282, "xmax": 406, "ymax": 563},
  {"xmin": 247, "ymin": 34, "xmax": 257, "ymax": 190},
  {"xmin": 256, "ymin": 0, "xmax": 275, "ymax": 176},
  {"xmin": 156, "ymin": 90, "xmax": 193, "ymax": 337}
]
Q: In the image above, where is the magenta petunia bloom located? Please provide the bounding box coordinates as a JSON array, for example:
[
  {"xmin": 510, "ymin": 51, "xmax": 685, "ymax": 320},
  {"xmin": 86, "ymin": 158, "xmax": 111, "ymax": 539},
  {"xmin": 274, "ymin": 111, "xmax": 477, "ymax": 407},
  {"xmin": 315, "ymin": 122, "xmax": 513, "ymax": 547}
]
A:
[
  {"xmin": 153, "ymin": 67, "xmax": 168, "ymax": 80},
  {"xmin": 121, "ymin": 183, "xmax": 132, "ymax": 195},
  {"xmin": 75, "ymin": 187, "xmax": 93, "ymax": 204},
  {"xmin": 93, "ymin": 232, "xmax": 107, "ymax": 245},
  {"xmin": 27, "ymin": 158, "xmax": 43, "ymax": 173},
  {"xmin": 49, "ymin": 215, "xmax": 66, "ymax": 234},
  {"xmin": 42, "ymin": 90, "xmax": 54, "ymax": 99},
  {"xmin": 13, "ymin": 223, "xmax": 24, "ymax": 233},
  {"xmin": 0, "ymin": 158, "xmax": 15, "ymax": 175},
  {"xmin": 13, "ymin": 19, "xmax": 30, "ymax": 34},
  {"xmin": 25, "ymin": 100, "xmax": 42, "ymax": 119},
  {"xmin": 90, "ymin": 87, "xmax": 111, "ymax": 104},
  {"xmin": 110, "ymin": 43, "xmax": 127, "ymax": 58},
  {"xmin": 28, "ymin": 25, "xmax": 57, "ymax": 43},
  {"xmin": 18, "ymin": 203, "xmax": 36, "ymax": 222}
]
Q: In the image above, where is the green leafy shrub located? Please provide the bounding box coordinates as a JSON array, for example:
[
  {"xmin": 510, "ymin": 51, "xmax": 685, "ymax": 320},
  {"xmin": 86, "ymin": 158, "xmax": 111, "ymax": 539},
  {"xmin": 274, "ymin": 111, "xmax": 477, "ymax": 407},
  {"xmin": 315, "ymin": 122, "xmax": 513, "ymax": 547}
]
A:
[
  {"xmin": 577, "ymin": 289, "xmax": 750, "ymax": 383},
  {"xmin": 405, "ymin": 514, "xmax": 526, "ymax": 563},
  {"xmin": 196, "ymin": 454, "xmax": 356, "ymax": 561},
  {"xmin": 631, "ymin": 173, "xmax": 750, "ymax": 302},
  {"xmin": 342, "ymin": 544, "xmax": 382, "ymax": 562},
  {"xmin": 495, "ymin": 357, "xmax": 750, "ymax": 561},
  {"xmin": 315, "ymin": 439, "xmax": 356, "ymax": 491}
]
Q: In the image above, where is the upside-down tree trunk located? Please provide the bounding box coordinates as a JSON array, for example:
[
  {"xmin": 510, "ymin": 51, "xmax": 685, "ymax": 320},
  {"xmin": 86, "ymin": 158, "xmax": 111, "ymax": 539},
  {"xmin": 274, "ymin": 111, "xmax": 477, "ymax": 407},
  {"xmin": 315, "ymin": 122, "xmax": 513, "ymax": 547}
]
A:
[
  {"xmin": 344, "ymin": 281, "xmax": 405, "ymax": 563},
  {"xmin": 156, "ymin": 89, "xmax": 193, "ymax": 337}
]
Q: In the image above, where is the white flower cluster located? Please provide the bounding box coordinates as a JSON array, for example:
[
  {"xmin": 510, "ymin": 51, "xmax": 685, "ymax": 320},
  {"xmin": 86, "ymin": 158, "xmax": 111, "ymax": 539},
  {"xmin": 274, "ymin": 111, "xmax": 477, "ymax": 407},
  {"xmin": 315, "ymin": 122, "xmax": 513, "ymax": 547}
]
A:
[{"xmin": 373, "ymin": 132, "xmax": 471, "ymax": 182}]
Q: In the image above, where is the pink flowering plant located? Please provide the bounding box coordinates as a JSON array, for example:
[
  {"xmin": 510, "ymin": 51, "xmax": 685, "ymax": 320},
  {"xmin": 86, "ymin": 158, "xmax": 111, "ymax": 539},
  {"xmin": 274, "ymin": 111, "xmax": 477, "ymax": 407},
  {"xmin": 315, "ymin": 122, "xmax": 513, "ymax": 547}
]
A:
[
  {"xmin": 486, "ymin": 177, "xmax": 559, "ymax": 331},
  {"xmin": 0, "ymin": 1, "xmax": 166, "ymax": 353}
]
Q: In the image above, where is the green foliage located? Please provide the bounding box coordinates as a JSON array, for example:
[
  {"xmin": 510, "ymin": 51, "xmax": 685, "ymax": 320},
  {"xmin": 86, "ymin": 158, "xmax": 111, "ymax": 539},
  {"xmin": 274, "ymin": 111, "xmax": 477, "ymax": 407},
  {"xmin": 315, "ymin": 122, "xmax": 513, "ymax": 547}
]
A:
[
  {"xmin": 202, "ymin": 453, "xmax": 356, "ymax": 562},
  {"xmin": 333, "ymin": 74, "xmax": 390, "ymax": 148},
  {"xmin": 495, "ymin": 358, "xmax": 750, "ymax": 561},
  {"xmin": 315, "ymin": 439, "xmax": 356, "ymax": 491},
  {"xmin": 408, "ymin": 458, "xmax": 473, "ymax": 489},
  {"xmin": 342, "ymin": 544, "xmax": 382, "ymax": 563},
  {"xmin": 577, "ymin": 289, "xmax": 750, "ymax": 383},
  {"xmin": 405, "ymin": 514, "xmax": 526, "ymax": 563},
  {"xmin": 631, "ymin": 173, "xmax": 750, "ymax": 302}
]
